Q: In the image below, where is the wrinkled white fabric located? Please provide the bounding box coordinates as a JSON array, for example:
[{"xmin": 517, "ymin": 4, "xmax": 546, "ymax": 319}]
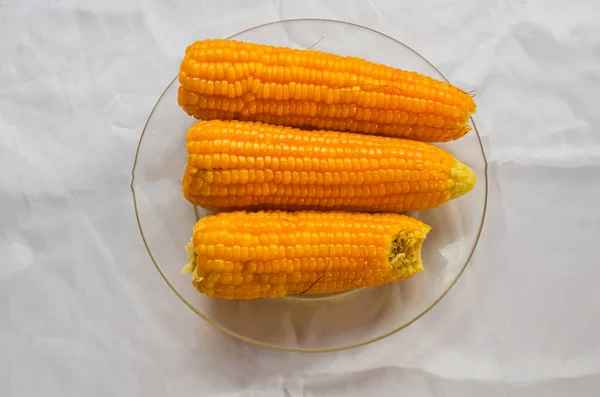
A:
[{"xmin": 1, "ymin": 0, "xmax": 599, "ymax": 395}]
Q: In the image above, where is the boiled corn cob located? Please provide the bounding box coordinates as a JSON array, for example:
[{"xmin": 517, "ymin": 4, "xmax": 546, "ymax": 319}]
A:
[
  {"xmin": 182, "ymin": 120, "xmax": 476, "ymax": 212},
  {"xmin": 181, "ymin": 210, "xmax": 431, "ymax": 299},
  {"xmin": 178, "ymin": 39, "xmax": 476, "ymax": 142}
]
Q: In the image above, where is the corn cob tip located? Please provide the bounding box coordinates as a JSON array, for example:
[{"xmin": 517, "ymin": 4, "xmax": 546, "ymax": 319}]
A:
[
  {"xmin": 182, "ymin": 238, "xmax": 205, "ymax": 283},
  {"xmin": 449, "ymin": 160, "xmax": 477, "ymax": 200}
]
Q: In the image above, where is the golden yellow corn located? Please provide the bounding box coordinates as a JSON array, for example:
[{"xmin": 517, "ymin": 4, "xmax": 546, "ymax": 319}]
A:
[
  {"xmin": 178, "ymin": 39, "xmax": 476, "ymax": 142},
  {"xmin": 182, "ymin": 120, "xmax": 476, "ymax": 212},
  {"xmin": 181, "ymin": 210, "xmax": 431, "ymax": 299}
]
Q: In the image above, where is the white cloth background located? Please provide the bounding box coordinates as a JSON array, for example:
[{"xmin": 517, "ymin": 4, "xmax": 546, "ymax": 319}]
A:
[{"xmin": 2, "ymin": 0, "xmax": 599, "ymax": 395}]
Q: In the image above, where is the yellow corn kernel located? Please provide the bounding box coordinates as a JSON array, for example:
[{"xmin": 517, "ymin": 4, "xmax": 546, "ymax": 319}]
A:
[
  {"xmin": 182, "ymin": 120, "xmax": 476, "ymax": 212},
  {"xmin": 178, "ymin": 39, "xmax": 476, "ymax": 142},
  {"xmin": 183, "ymin": 210, "xmax": 432, "ymax": 300}
]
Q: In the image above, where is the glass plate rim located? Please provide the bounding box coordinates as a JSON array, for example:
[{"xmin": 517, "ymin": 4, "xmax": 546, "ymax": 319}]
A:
[{"xmin": 130, "ymin": 18, "xmax": 489, "ymax": 353}]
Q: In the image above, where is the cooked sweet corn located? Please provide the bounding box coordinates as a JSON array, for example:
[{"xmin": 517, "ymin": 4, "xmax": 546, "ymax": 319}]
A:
[
  {"xmin": 182, "ymin": 120, "xmax": 476, "ymax": 212},
  {"xmin": 178, "ymin": 39, "xmax": 476, "ymax": 142},
  {"xmin": 181, "ymin": 210, "xmax": 431, "ymax": 299}
]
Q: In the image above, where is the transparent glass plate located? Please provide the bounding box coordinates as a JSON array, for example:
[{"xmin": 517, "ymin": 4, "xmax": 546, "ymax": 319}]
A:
[{"xmin": 131, "ymin": 19, "xmax": 488, "ymax": 352}]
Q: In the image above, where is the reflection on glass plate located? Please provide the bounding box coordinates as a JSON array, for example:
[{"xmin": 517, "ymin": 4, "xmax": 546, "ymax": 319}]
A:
[{"xmin": 131, "ymin": 19, "xmax": 488, "ymax": 352}]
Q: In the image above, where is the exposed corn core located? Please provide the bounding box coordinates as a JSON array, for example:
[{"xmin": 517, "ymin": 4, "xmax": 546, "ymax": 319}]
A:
[
  {"xmin": 182, "ymin": 120, "xmax": 476, "ymax": 212},
  {"xmin": 178, "ymin": 39, "xmax": 476, "ymax": 142},
  {"xmin": 181, "ymin": 210, "xmax": 431, "ymax": 300}
]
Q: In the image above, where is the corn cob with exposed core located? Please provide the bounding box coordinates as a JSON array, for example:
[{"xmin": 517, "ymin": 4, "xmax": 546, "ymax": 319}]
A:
[
  {"xmin": 178, "ymin": 39, "xmax": 476, "ymax": 142},
  {"xmin": 181, "ymin": 210, "xmax": 431, "ymax": 299},
  {"xmin": 182, "ymin": 120, "xmax": 476, "ymax": 212}
]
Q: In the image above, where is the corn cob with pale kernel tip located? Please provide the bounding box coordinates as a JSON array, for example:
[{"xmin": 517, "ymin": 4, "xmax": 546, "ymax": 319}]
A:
[
  {"xmin": 182, "ymin": 120, "xmax": 476, "ymax": 213},
  {"xmin": 180, "ymin": 210, "xmax": 431, "ymax": 300},
  {"xmin": 178, "ymin": 39, "xmax": 476, "ymax": 142}
]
